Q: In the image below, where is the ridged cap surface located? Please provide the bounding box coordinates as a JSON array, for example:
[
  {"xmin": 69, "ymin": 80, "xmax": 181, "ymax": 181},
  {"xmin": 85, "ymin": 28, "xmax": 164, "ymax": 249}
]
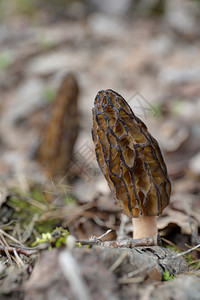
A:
[{"xmin": 92, "ymin": 89, "xmax": 171, "ymax": 217}]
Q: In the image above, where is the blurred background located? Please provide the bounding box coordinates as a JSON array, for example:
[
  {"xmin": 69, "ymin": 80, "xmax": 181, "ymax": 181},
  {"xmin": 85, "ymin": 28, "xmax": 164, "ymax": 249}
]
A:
[{"xmin": 0, "ymin": 0, "xmax": 200, "ymax": 245}]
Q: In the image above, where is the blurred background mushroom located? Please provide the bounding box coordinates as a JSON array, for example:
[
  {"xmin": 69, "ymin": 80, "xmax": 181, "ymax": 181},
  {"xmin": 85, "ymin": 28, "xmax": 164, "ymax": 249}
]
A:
[{"xmin": 35, "ymin": 72, "xmax": 79, "ymax": 181}]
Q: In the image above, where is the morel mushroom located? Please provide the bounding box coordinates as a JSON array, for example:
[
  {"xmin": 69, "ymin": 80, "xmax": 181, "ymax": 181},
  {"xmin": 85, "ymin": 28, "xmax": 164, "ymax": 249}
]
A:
[
  {"xmin": 92, "ymin": 89, "xmax": 171, "ymax": 244},
  {"xmin": 36, "ymin": 73, "xmax": 79, "ymax": 178}
]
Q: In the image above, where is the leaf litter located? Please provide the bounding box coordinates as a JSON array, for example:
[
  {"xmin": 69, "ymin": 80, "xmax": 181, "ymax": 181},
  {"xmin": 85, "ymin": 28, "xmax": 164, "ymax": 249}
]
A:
[{"xmin": 0, "ymin": 1, "xmax": 200, "ymax": 299}]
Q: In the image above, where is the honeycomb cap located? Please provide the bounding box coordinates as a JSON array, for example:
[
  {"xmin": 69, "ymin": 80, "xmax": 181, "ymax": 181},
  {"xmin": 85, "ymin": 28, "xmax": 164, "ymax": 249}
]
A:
[{"xmin": 92, "ymin": 89, "xmax": 171, "ymax": 218}]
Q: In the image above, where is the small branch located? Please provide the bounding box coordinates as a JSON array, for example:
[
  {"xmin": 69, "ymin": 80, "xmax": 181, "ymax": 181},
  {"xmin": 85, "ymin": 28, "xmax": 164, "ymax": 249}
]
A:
[
  {"xmin": 9, "ymin": 193, "xmax": 48, "ymax": 212},
  {"xmin": 161, "ymin": 237, "xmax": 184, "ymax": 252},
  {"xmin": 187, "ymin": 213, "xmax": 200, "ymax": 245},
  {"xmin": 0, "ymin": 245, "xmax": 38, "ymax": 257},
  {"xmin": 185, "ymin": 243, "xmax": 200, "ymax": 252},
  {"xmin": 102, "ymin": 236, "xmax": 157, "ymax": 248},
  {"xmin": 78, "ymin": 235, "xmax": 158, "ymax": 247},
  {"xmin": 118, "ymin": 276, "xmax": 145, "ymax": 284},
  {"xmin": 109, "ymin": 250, "xmax": 128, "ymax": 272},
  {"xmin": 98, "ymin": 229, "xmax": 112, "ymax": 240},
  {"xmin": 171, "ymin": 244, "xmax": 200, "ymax": 259},
  {"xmin": 13, "ymin": 249, "xmax": 24, "ymax": 267},
  {"xmin": 0, "ymin": 220, "xmax": 17, "ymax": 229},
  {"xmin": 77, "ymin": 229, "xmax": 112, "ymax": 246},
  {"xmin": 22, "ymin": 214, "xmax": 38, "ymax": 243},
  {"xmin": 59, "ymin": 250, "xmax": 92, "ymax": 300},
  {"xmin": 0, "ymin": 232, "xmax": 13, "ymax": 264},
  {"xmin": 0, "ymin": 228, "xmax": 25, "ymax": 247},
  {"xmin": 160, "ymin": 243, "xmax": 200, "ymax": 265}
]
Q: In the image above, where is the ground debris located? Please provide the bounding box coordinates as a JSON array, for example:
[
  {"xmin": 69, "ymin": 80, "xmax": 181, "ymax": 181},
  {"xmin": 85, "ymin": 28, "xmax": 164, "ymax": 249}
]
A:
[
  {"xmin": 25, "ymin": 248, "xmax": 118, "ymax": 300},
  {"xmin": 149, "ymin": 274, "xmax": 200, "ymax": 300},
  {"xmin": 25, "ymin": 245, "xmax": 187, "ymax": 300},
  {"xmin": 0, "ymin": 2, "xmax": 200, "ymax": 299},
  {"xmin": 0, "ymin": 255, "xmax": 37, "ymax": 300}
]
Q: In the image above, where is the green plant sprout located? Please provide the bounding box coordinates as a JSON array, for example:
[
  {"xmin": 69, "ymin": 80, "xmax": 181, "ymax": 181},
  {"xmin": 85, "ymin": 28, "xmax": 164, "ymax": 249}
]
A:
[
  {"xmin": 32, "ymin": 227, "xmax": 84, "ymax": 249},
  {"xmin": 163, "ymin": 269, "xmax": 174, "ymax": 281},
  {"xmin": 32, "ymin": 227, "xmax": 69, "ymax": 249}
]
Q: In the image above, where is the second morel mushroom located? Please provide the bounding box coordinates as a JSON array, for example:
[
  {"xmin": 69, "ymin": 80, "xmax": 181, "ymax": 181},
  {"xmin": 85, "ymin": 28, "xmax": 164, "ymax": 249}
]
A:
[
  {"xmin": 92, "ymin": 89, "xmax": 171, "ymax": 245},
  {"xmin": 36, "ymin": 73, "xmax": 79, "ymax": 179}
]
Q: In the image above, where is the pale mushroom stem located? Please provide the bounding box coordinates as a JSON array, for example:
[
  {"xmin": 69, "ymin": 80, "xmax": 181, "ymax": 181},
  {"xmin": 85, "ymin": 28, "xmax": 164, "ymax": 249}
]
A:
[{"xmin": 132, "ymin": 216, "xmax": 157, "ymax": 240}]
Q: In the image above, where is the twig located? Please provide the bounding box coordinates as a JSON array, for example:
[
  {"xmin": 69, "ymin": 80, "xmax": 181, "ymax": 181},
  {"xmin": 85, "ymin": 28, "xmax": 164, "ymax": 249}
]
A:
[
  {"xmin": 97, "ymin": 229, "xmax": 112, "ymax": 240},
  {"xmin": 78, "ymin": 233, "xmax": 158, "ymax": 248},
  {"xmin": 76, "ymin": 239, "xmax": 101, "ymax": 246},
  {"xmin": 9, "ymin": 193, "xmax": 48, "ymax": 211},
  {"xmin": 118, "ymin": 276, "xmax": 145, "ymax": 284},
  {"xmin": 109, "ymin": 250, "xmax": 128, "ymax": 272},
  {"xmin": 0, "ymin": 232, "xmax": 13, "ymax": 264},
  {"xmin": 59, "ymin": 250, "xmax": 92, "ymax": 300},
  {"xmin": 0, "ymin": 228, "xmax": 24, "ymax": 247},
  {"xmin": 0, "ymin": 220, "xmax": 17, "ymax": 229},
  {"xmin": 161, "ymin": 237, "xmax": 184, "ymax": 252},
  {"xmin": 0, "ymin": 245, "xmax": 38, "ymax": 256},
  {"xmin": 188, "ymin": 259, "xmax": 200, "ymax": 266},
  {"xmin": 165, "ymin": 244, "xmax": 200, "ymax": 259},
  {"xmin": 102, "ymin": 236, "xmax": 157, "ymax": 248},
  {"xmin": 38, "ymin": 202, "xmax": 94, "ymax": 222},
  {"xmin": 185, "ymin": 243, "xmax": 200, "ymax": 252},
  {"xmin": 10, "ymin": 254, "xmax": 19, "ymax": 265},
  {"xmin": 77, "ymin": 229, "xmax": 112, "ymax": 246},
  {"xmin": 121, "ymin": 262, "xmax": 157, "ymax": 279},
  {"xmin": 15, "ymin": 222, "xmax": 23, "ymax": 244},
  {"xmin": 0, "ymin": 232, "xmax": 9, "ymax": 247},
  {"xmin": 187, "ymin": 213, "xmax": 200, "ymax": 245},
  {"xmin": 13, "ymin": 249, "xmax": 24, "ymax": 267},
  {"xmin": 22, "ymin": 214, "xmax": 38, "ymax": 243}
]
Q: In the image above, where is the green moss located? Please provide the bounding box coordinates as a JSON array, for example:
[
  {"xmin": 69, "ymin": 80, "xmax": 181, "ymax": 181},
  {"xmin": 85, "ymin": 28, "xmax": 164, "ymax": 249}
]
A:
[
  {"xmin": 184, "ymin": 253, "xmax": 200, "ymax": 269},
  {"xmin": 4, "ymin": 183, "xmax": 77, "ymax": 249},
  {"xmin": 6, "ymin": 189, "xmax": 59, "ymax": 245},
  {"xmin": 163, "ymin": 269, "xmax": 174, "ymax": 281},
  {"xmin": 185, "ymin": 253, "xmax": 192, "ymax": 264},
  {"xmin": 29, "ymin": 188, "xmax": 46, "ymax": 202},
  {"xmin": 8, "ymin": 195, "xmax": 42, "ymax": 215},
  {"xmin": 165, "ymin": 245, "xmax": 180, "ymax": 252},
  {"xmin": 63, "ymin": 195, "xmax": 76, "ymax": 205},
  {"xmin": 35, "ymin": 219, "xmax": 59, "ymax": 235},
  {"xmin": 165, "ymin": 245, "xmax": 200, "ymax": 270}
]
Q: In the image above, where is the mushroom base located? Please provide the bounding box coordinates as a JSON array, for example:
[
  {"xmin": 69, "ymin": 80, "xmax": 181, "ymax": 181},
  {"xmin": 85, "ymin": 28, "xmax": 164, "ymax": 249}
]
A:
[{"xmin": 132, "ymin": 216, "xmax": 157, "ymax": 240}]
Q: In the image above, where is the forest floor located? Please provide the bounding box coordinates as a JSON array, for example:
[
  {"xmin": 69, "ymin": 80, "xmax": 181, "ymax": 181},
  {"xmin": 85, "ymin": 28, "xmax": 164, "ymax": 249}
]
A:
[{"xmin": 0, "ymin": 2, "xmax": 200, "ymax": 299}]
